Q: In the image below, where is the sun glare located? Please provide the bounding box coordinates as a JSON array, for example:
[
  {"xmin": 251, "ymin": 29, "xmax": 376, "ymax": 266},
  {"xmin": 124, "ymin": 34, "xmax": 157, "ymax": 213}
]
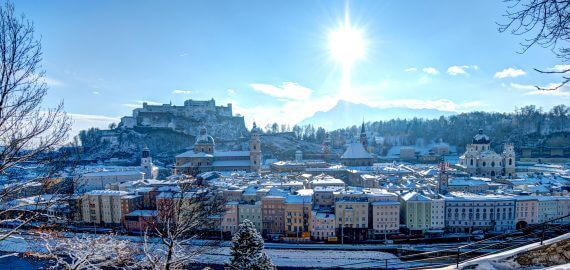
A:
[
  {"xmin": 328, "ymin": 24, "xmax": 366, "ymax": 67},
  {"xmin": 328, "ymin": 5, "xmax": 368, "ymax": 100}
]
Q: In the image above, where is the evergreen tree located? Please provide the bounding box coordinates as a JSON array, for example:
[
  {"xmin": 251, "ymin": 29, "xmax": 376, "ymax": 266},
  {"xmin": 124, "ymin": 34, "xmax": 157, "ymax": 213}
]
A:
[{"xmin": 229, "ymin": 219, "xmax": 276, "ymax": 270}]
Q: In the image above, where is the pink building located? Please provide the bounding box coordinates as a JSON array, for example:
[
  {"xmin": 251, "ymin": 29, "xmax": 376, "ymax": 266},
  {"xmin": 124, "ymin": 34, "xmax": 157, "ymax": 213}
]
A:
[
  {"xmin": 124, "ymin": 210, "xmax": 158, "ymax": 232},
  {"xmin": 221, "ymin": 202, "xmax": 239, "ymax": 235},
  {"xmin": 310, "ymin": 210, "xmax": 336, "ymax": 241},
  {"xmin": 515, "ymin": 197, "xmax": 539, "ymax": 228}
]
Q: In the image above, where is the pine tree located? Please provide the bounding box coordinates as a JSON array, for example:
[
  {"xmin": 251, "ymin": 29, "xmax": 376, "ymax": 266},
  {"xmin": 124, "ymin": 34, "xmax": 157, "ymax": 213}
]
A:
[{"xmin": 229, "ymin": 219, "xmax": 276, "ymax": 270}]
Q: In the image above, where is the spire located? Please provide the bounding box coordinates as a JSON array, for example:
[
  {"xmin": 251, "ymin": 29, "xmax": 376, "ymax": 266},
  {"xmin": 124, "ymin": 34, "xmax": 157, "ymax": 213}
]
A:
[{"xmin": 361, "ymin": 120, "xmax": 366, "ymax": 134}]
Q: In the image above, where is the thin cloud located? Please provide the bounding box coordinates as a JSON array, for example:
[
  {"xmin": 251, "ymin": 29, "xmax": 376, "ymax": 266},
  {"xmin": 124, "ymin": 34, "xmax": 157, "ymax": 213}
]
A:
[
  {"xmin": 447, "ymin": 66, "xmax": 468, "ymax": 76},
  {"xmin": 547, "ymin": 64, "xmax": 570, "ymax": 72},
  {"xmin": 250, "ymin": 82, "xmax": 312, "ymax": 100},
  {"xmin": 495, "ymin": 68, "xmax": 526, "ymax": 78},
  {"xmin": 92, "ymin": 91, "xmax": 101, "ymax": 95},
  {"xmin": 172, "ymin": 89, "xmax": 192, "ymax": 94},
  {"xmin": 405, "ymin": 67, "xmax": 418, "ymax": 72},
  {"xmin": 42, "ymin": 76, "xmax": 64, "ymax": 87},
  {"xmin": 69, "ymin": 113, "xmax": 120, "ymax": 138},
  {"xmin": 366, "ymin": 99, "xmax": 483, "ymax": 112},
  {"xmin": 422, "ymin": 67, "xmax": 439, "ymax": 75},
  {"xmin": 122, "ymin": 100, "xmax": 161, "ymax": 108},
  {"xmin": 509, "ymin": 83, "xmax": 535, "ymax": 90},
  {"xmin": 227, "ymin": 89, "xmax": 236, "ymax": 95}
]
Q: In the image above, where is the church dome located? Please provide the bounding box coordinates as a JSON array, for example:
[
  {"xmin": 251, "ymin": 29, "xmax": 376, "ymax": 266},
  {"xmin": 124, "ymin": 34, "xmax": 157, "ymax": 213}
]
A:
[
  {"xmin": 251, "ymin": 121, "xmax": 262, "ymax": 133},
  {"xmin": 472, "ymin": 129, "xmax": 490, "ymax": 144},
  {"xmin": 195, "ymin": 127, "xmax": 215, "ymax": 145}
]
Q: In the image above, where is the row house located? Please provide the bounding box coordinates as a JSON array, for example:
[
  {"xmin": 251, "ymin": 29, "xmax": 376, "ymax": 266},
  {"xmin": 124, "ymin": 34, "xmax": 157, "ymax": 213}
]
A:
[
  {"xmin": 310, "ymin": 210, "xmax": 336, "ymax": 241},
  {"xmin": 400, "ymin": 192, "xmax": 432, "ymax": 233},
  {"xmin": 238, "ymin": 201, "xmax": 263, "ymax": 233},
  {"xmin": 81, "ymin": 190, "xmax": 130, "ymax": 227},
  {"xmin": 444, "ymin": 193, "xmax": 515, "ymax": 233},
  {"xmin": 284, "ymin": 195, "xmax": 312, "ymax": 238},
  {"xmin": 261, "ymin": 196, "xmax": 286, "ymax": 238},
  {"xmin": 221, "ymin": 202, "xmax": 239, "ymax": 235}
]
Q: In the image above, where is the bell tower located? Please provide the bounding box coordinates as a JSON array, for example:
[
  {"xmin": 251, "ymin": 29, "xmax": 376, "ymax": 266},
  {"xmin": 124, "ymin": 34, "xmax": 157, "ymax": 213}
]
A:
[
  {"xmin": 141, "ymin": 146, "xmax": 153, "ymax": 179},
  {"xmin": 249, "ymin": 122, "xmax": 262, "ymax": 173}
]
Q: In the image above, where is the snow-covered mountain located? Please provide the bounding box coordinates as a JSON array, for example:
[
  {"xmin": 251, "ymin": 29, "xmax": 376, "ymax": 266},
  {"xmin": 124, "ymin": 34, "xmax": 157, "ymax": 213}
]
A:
[{"xmin": 298, "ymin": 100, "xmax": 456, "ymax": 130}]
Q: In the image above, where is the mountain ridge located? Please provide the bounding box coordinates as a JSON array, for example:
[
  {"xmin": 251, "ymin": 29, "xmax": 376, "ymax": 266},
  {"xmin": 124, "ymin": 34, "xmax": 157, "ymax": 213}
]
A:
[{"xmin": 299, "ymin": 100, "xmax": 457, "ymax": 129}]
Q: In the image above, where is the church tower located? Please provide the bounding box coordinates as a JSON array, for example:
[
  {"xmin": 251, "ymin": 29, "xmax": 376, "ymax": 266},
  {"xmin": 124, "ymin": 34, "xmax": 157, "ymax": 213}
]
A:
[
  {"xmin": 438, "ymin": 160, "xmax": 449, "ymax": 194},
  {"xmin": 249, "ymin": 122, "xmax": 262, "ymax": 173},
  {"xmin": 502, "ymin": 143, "xmax": 515, "ymax": 177},
  {"xmin": 360, "ymin": 121, "xmax": 368, "ymax": 149},
  {"xmin": 141, "ymin": 146, "xmax": 153, "ymax": 179}
]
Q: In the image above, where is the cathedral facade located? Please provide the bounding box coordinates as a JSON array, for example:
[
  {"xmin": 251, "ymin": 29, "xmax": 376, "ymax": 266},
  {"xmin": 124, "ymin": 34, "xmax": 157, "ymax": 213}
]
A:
[
  {"xmin": 174, "ymin": 123, "xmax": 262, "ymax": 175},
  {"xmin": 459, "ymin": 130, "xmax": 515, "ymax": 178}
]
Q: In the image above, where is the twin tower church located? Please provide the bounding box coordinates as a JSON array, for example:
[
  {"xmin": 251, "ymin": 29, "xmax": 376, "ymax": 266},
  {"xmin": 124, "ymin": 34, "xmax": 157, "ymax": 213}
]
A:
[{"xmin": 174, "ymin": 123, "xmax": 262, "ymax": 174}]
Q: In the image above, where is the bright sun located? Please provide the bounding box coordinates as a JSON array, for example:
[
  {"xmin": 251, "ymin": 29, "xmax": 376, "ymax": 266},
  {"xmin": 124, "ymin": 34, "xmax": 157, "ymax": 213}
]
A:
[{"xmin": 328, "ymin": 23, "xmax": 366, "ymax": 67}]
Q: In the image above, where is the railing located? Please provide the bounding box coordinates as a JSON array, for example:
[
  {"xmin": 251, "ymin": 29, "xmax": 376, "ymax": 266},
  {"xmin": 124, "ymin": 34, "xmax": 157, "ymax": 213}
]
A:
[{"xmin": 317, "ymin": 214, "xmax": 570, "ymax": 269}]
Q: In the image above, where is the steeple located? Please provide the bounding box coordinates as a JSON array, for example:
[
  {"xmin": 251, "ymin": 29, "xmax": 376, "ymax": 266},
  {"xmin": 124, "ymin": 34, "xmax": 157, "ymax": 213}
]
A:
[{"xmin": 359, "ymin": 120, "xmax": 367, "ymax": 149}]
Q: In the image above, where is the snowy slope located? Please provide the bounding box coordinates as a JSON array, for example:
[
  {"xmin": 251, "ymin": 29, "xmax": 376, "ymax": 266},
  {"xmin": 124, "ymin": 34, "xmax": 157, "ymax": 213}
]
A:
[{"xmin": 436, "ymin": 233, "xmax": 570, "ymax": 270}]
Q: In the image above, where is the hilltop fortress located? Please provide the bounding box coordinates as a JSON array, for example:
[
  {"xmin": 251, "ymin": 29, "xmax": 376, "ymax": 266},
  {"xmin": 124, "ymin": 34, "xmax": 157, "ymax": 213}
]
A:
[{"xmin": 119, "ymin": 99, "xmax": 248, "ymax": 141}]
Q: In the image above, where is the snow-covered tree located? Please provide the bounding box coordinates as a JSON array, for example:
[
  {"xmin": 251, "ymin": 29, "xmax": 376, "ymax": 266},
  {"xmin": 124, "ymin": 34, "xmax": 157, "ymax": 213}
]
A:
[
  {"xmin": 33, "ymin": 232, "xmax": 139, "ymax": 270},
  {"xmin": 229, "ymin": 219, "xmax": 276, "ymax": 270},
  {"xmin": 0, "ymin": 1, "xmax": 74, "ymax": 244},
  {"xmin": 139, "ymin": 185, "xmax": 225, "ymax": 270}
]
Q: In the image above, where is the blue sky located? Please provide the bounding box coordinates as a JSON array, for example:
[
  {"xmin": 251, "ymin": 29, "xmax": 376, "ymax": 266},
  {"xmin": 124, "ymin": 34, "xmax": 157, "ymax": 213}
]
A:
[{"xmin": 17, "ymin": 0, "xmax": 570, "ymax": 136}]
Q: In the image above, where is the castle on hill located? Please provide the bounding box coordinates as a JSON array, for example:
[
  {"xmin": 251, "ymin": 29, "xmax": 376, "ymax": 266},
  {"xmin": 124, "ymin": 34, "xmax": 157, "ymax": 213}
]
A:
[{"xmin": 119, "ymin": 98, "xmax": 248, "ymax": 140}]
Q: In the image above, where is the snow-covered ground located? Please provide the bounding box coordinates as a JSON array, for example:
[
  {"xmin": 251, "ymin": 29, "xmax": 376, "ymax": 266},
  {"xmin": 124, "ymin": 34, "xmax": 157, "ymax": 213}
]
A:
[
  {"xmin": 436, "ymin": 233, "xmax": 570, "ymax": 270},
  {"xmin": 0, "ymin": 232, "xmax": 401, "ymax": 269}
]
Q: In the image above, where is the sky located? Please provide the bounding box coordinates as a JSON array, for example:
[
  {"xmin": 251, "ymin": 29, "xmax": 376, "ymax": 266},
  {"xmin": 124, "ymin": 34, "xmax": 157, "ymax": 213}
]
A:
[{"xmin": 15, "ymin": 0, "xmax": 570, "ymax": 137}]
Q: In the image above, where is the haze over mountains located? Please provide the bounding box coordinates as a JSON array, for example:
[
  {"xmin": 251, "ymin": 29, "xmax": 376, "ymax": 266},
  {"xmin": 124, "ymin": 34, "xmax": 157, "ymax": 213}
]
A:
[{"xmin": 298, "ymin": 100, "xmax": 456, "ymax": 130}]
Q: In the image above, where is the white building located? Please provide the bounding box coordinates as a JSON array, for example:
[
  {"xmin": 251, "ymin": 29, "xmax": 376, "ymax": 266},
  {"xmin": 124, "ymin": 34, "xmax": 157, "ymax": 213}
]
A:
[
  {"xmin": 371, "ymin": 201, "xmax": 400, "ymax": 235},
  {"xmin": 444, "ymin": 192, "xmax": 516, "ymax": 233},
  {"xmin": 75, "ymin": 170, "xmax": 143, "ymax": 194},
  {"xmin": 431, "ymin": 198, "xmax": 445, "ymax": 230},
  {"xmin": 458, "ymin": 129, "xmax": 515, "ymax": 178}
]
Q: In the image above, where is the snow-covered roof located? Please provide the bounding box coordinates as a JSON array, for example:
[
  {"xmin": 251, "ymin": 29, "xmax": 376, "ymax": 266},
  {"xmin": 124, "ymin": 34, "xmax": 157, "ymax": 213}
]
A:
[
  {"xmin": 285, "ymin": 195, "xmax": 312, "ymax": 204},
  {"xmin": 312, "ymin": 211, "xmax": 335, "ymax": 219},
  {"xmin": 85, "ymin": 190, "xmax": 130, "ymax": 196},
  {"xmin": 176, "ymin": 151, "xmax": 214, "ymax": 158},
  {"xmin": 371, "ymin": 201, "xmax": 401, "ymax": 206},
  {"xmin": 401, "ymin": 192, "xmax": 431, "ymax": 202},
  {"xmin": 214, "ymin": 150, "xmax": 250, "ymax": 157},
  {"xmin": 341, "ymin": 142, "xmax": 373, "ymax": 159},
  {"xmin": 82, "ymin": 170, "xmax": 143, "ymax": 177},
  {"xmin": 212, "ymin": 160, "xmax": 251, "ymax": 167},
  {"xmin": 125, "ymin": 210, "xmax": 158, "ymax": 217}
]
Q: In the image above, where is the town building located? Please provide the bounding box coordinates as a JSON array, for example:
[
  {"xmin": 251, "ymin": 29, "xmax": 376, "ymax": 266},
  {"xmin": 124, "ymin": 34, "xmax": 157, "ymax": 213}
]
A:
[
  {"xmin": 400, "ymin": 192, "xmax": 432, "ymax": 233},
  {"xmin": 284, "ymin": 195, "xmax": 312, "ymax": 238},
  {"xmin": 261, "ymin": 196, "xmax": 286, "ymax": 238},
  {"xmin": 124, "ymin": 210, "xmax": 158, "ymax": 232},
  {"xmin": 75, "ymin": 170, "xmax": 144, "ymax": 194},
  {"xmin": 310, "ymin": 210, "xmax": 336, "ymax": 241},
  {"xmin": 335, "ymin": 198, "xmax": 369, "ymax": 242},
  {"xmin": 221, "ymin": 202, "xmax": 239, "ymax": 235},
  {"xmin": 371, "ymin": 200, "xmax": 400, "ymax": 236},
  {"xmin": 238, "ymin": 201, "xmax": 263, "ymax": 233},
  {"xmin": 458, "ymin": 129, "xmax": 516, "ymax": 178},
  {"xmin": 444, "ymin": 193, "xmax": 516, "ymax": 233},
  {"xmin": 81, "ymin": 190, "xmax": 130, "ymax": 226}
]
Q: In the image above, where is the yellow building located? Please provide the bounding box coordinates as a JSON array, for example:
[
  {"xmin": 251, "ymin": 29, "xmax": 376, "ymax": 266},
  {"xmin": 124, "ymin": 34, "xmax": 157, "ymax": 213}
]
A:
[
  {"xmin": 81, "ymin": 190, "xmax": 129, "ymax": 226},
  {"xmin": 284, "ymin": 195, "xmax": 312, "ymax": 238}
]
